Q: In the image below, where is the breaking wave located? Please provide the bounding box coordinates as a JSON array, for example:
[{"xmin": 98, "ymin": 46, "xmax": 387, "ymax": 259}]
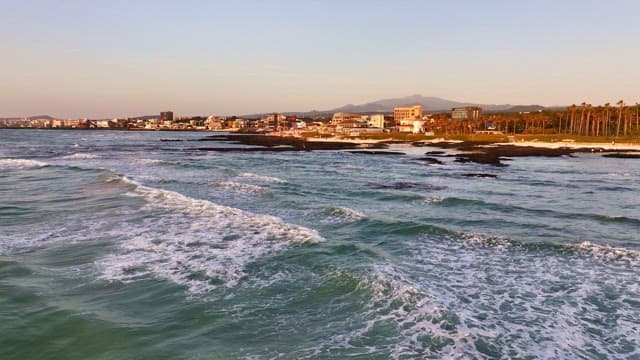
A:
[
  {"xmin": 457, "ymin": 231, "xmax": 640, "ymax": 263},
  {"xmin": 0, "ymin": 158, "xmax": 48, "ymax": 169},
  {"xmin": 321, "ymin": 206, "xmax": 366, "ymax": 223},
  {"xmin": 236, "ymin": 172, "xmax": 287, "ymax": 183},
  {"xmin": 309, "ymin": 232, "xmax": 640, "ymax": 358},
  {"xmin": 60, "ymin": 153, "xmax": 98, "ymax": 159},
  {"xmin": 97, "ymin": 177, "xmax": 322, "ymax": 294},
  {"xmin": 214, "ymin": 181, "xmax": 268, "ymax": 194}
]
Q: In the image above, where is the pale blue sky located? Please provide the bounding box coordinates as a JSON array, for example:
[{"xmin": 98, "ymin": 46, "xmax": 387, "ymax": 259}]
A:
[{"xmin": 1, "ymin": 0, "xmax": 639, "ymax": 118}]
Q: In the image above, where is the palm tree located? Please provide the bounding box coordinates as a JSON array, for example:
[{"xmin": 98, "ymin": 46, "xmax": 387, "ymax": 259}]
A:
[
  {"xmin": 578, "ymin": 102, "xmax": 586, "ymax": 135},
  {"xmin": 569, "ymin": 104, "xmax": 577, "ymax": 134},
  {"xmin": 603, "ymin": 102, "xmax": 610, "ymax": 136},
  {"xmin": 585, "ymin": 103, "xmax": 592, "ymax": 136},
  {"xmin": 616, "ymin": 100, "xmax": 624, "ymax": 137},
  {"xmin": 636, "ymin": 103, "xmax": 640, "ymax": 131}
]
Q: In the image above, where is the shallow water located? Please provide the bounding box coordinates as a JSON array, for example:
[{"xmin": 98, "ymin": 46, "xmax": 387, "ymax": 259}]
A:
[{"xmin": 1, "ymin": 129, "xmax": 639, "ymax": 359}]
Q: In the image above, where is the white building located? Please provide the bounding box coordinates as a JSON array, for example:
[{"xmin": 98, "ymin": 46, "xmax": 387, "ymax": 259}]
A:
[
  {"xmin": 368, "ymin": 114, "xmax": 385, "ymax": 129},
  {"xmin": 398, "ymin": 119, "xmax": 425, "ymax": 134}
]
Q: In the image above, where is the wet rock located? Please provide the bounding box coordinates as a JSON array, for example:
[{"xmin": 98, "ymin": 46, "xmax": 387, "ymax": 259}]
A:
[
  {"xmin": 347, "ymin": 151, "xmax": 406, "ymax": 155},
  {"xmin": 602, "ymin": 153, "xmax": 640, "ymax": 159},
  {"xmin": 199, "ymin": 134, "xmax": 367, "ymax": 150},
  {"xmin": 461, "ymin": 173, "xmax": 498, "ymax": 178},
  {"xmin": 369, "ymin": 182, "xmax": 447, "ymax": 191},
  {"xmin": 417, "ymin": 157, "xmax": 445, "ymax": 165},
  {"xmin": 455, "ymin": 153, "xmax": 507, "ymax": 166}
]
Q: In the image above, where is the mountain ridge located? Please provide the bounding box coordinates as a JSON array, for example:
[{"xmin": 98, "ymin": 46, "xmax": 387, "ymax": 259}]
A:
[{"xmin": 241, "ymin": 95, "xmax": 545, "ymax": 117}]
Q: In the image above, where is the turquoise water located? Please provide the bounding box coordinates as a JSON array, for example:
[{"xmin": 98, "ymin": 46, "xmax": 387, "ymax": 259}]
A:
[{"xmin": 1, "ymin": 129, "xmax": 639, "ymax": 359}]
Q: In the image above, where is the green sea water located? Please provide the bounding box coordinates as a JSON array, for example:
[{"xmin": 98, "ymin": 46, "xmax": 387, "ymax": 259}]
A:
[{"xmin": 1, "ymin": 129, "xmax": 639, "ymax": 359}]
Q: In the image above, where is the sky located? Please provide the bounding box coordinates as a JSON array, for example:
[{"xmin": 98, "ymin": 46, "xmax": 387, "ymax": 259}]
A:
[{"xmin": 1, "ymin": 0, "xmax": 639, "ymax": 118}]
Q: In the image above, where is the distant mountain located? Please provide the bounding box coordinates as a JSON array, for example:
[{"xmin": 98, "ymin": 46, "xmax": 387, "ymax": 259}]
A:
[
  {"xmin": 328, "ymin": 94, "xmax": 535, "ymax": 113},
  {"xmin": 0, "ymin": 115, "xmax": 55, "ymax": 121},
  {"xmin": 28, "ymin": 115, "xmax": 55, "ymax": 120},
  {"xmin": 240, "ymin": 96, "xmax": 547, "ymax": 118},
  {"xmin": 501, "ymin": 105, "xmax": 546, "ymax": 113}
]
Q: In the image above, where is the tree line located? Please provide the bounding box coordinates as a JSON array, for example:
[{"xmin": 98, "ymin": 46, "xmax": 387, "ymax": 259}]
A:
[{"xmin": 429, "ymin": 102, "xmax": 640, "ymax": 137}]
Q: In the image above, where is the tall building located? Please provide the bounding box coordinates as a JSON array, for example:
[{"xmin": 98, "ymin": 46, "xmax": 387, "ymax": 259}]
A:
[
  {"xmin": 331, "ymin": 112, "xmax": 362, "ymax": 125},
  {"xmin": 451, "ymin": 107, "xmax": 482, "ymax": 121},
  {"xmin": 393, "ymin": 105, "xmax": 423, "ymax": 126},
  {"xmin": 160, "ymin": 111, "xmax": 174, "ymax": 124},
  {"xmin": 261, "ymin": 113, "xmax": 287, "ymax": 129}
]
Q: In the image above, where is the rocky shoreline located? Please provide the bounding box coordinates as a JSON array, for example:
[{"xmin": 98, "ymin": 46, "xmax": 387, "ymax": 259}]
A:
[{"xmin": 190, "ymin": 134, "xmax": 640, "ymax": 166}]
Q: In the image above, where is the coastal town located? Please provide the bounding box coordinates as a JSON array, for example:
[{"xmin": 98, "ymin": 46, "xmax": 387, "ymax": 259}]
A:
[{"xmin": 2, "ymin": 101, "xmax": 639, "ymax": 139}]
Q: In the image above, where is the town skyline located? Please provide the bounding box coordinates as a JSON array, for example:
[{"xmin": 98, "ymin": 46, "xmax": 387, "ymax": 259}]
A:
[
  {"xmin": 1, "ymin": 93, "xmax": 637, "ymax": 120},
  {"xmin": 2, "ymin": 0, "xmax": 640, "ymax": 118}
]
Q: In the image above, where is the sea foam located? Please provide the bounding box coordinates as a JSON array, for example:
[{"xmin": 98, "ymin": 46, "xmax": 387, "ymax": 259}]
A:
[
  {"xmin": 60, "ymin": 153, "xmax": 98, "ymax": 159},
  {"xmin": 97, "ymin": 177, "xmax": 322, "ymax": 294},
  {"xmin": 0, "ymin": 158, "xmax": 48, "ymax": 169},
  {"xmin": 237, "ymin": 172, "xmax": 287, "ymax": 183},
  {"xmin": 215, "ymin": 181, "xmax": 268, "ymax": 194},
  {"xmin": 321, "ymin": 206, "xmax": 366, "ymax": 223}
]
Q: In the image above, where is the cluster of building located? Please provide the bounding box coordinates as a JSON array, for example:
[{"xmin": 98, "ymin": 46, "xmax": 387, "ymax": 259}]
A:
[
  {"xmin": 0, "ymin": 106, "xmax": 489, "ymax": 134},
  {"xmin": 328, "ymin": 105, "xmax": 483, "ymax": 135},
  {"xmin": 0, "ymin": 111, "xmax": 311, "ymax": 132}
]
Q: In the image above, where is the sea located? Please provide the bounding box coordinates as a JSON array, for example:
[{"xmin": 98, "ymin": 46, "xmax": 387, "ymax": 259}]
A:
[{"xmin": 1, "ymin": 129, "xmax": 639, "ymax": 359}]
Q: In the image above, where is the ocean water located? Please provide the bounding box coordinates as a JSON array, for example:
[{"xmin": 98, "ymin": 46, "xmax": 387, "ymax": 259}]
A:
[{"xmin": 1, "ymin": 129, "xmax": 639, "ymax": 359}]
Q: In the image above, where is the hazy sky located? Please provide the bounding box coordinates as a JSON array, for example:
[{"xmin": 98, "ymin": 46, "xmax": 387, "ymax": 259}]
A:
[{"xmin": 1, "ymin": 0, "xmax": 639, "ymax": 118}]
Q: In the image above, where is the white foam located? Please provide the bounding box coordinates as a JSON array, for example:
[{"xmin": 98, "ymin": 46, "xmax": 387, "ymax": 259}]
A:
[
  {"xmin": 61, "ymin": 153, "xmax": 98, "ymax": 159},
  {"xmin": 215, "ymin": 181, "xmax": 268, "ymax": 194},
  {"xmin": 304, "ymin": 232, "xmax": 640, "ymax": 358},
  {"xmin": 0, "ymin": 158, "xmax": 48, "ymax": 169},
  {"xmin": 98, "ymin": 177, "xmax": 322, "ymax": 294},
  {"xmin": 422, "ymin": 195, "xmax": 444, "ymax": 204},
  {"xmin": 322, "ymin": 207, "xmax": 366, "ymax": 223},
  {"xmin": 385, "ymin": 235, "xmax": 640, "ymax": 358},
  {"xmin": 129, "ymin": 158, "xmax": 166, "ymax": 164},
  {"xmin": 304, "ymin": 264, "xmax": 476, "ymax": 358},
  {"xmin": 459, "ymin": 231, "xmax": 512, "ymax": 249},
  {"xmin": 575, "ymin": 241, "xmax": 640, "ymax": 262},
  {"xmin": 237, "ymin": 172, "xmax": 287, "ymax": 183}
]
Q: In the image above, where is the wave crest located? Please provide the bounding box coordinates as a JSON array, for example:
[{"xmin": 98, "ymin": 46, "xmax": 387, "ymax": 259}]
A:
[
  {"xmin": 0, "ymin": 158, "xmax": 48, "ymax": 169},
  {"xmin": 61, "ymin": 153, "xmax": 98, "ymax": 159},
  {"xmin": 237, "ymin": 172, "xmax": 287, "ymax": 183},
  {"xmin": 98, "ymin": 177, "xmax": 322, "ymax": 294}
]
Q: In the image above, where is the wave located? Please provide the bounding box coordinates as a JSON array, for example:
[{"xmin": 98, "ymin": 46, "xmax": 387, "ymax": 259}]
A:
[
  {"xmin": 321, "ymin": 206, "xmax": 366, "ymax": 223},
  {"xmin": 60, "ymin": 153, "xmax": 98, "ymax": 159},
  {"xmin": 421, "ymin": 195, "xmax": 444, "ymax": 204},
  {"xmin": 236, "ymin": 172, "xmax": 287, "ymax": 183},
  {"xmin": 126, "ymin": 158, "xmax": 167, "ymax": 165},
  {"xmin": 456, "ymin": 231, "xmax": 640, "ymax": 263},
  {"xmin": 440, "ymin": 197, "xmax": 640, "ymax": 226},
  {"xmin": 97, "ymin": 177, "xmax": 322, "ymax": 294},
  {"xmin": 314, "ymin": 233, "xmax": 640, "ymax": 358},
  {"xmin": 214, "ymin": 181, "xmax": 268, "ymax": 194},
  {"xmin": 0, "ymin": 158, "xmax": 48, "ymax": 169},
  {"xmin": 574, "ymin": 241, "xmax": 640, "ymax": 261},
  {"xmin": 301, "ymin": 264, "xmax": 476, "ymax": 358}
]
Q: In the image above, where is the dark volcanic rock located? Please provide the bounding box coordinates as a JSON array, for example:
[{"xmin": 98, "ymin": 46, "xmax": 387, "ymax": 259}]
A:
[
  {"xmin": 450, "ymin": 145, "xmax": 580, "ymax": 166},
  {"xmin": 602, "ymin": 153, "xmax": 640, "ymax": 159},
  {"xmin": 188, "ymin": 146, "xmax": 296, "ymax": 152},
  {"xmin": 369, "ymin": 182, "xmax": 446, "ymax": 191},
  {"xmin": 198, "ymin": 134, "xmax": 372, "ymax": 150},
  {"xmin": 347, "ymin": 151, "xmax": 405, "ymax": 155},
  {"xmin": 417, "ymin": 157, "xmax": 444, "ymax": 165},
  {"xmin": 455, "ymin": 152, "xmax": 507, "ymax": 166},
  {"xmin": 461, "ymin": 173, "xmax": 498, "ymax": 178}
]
